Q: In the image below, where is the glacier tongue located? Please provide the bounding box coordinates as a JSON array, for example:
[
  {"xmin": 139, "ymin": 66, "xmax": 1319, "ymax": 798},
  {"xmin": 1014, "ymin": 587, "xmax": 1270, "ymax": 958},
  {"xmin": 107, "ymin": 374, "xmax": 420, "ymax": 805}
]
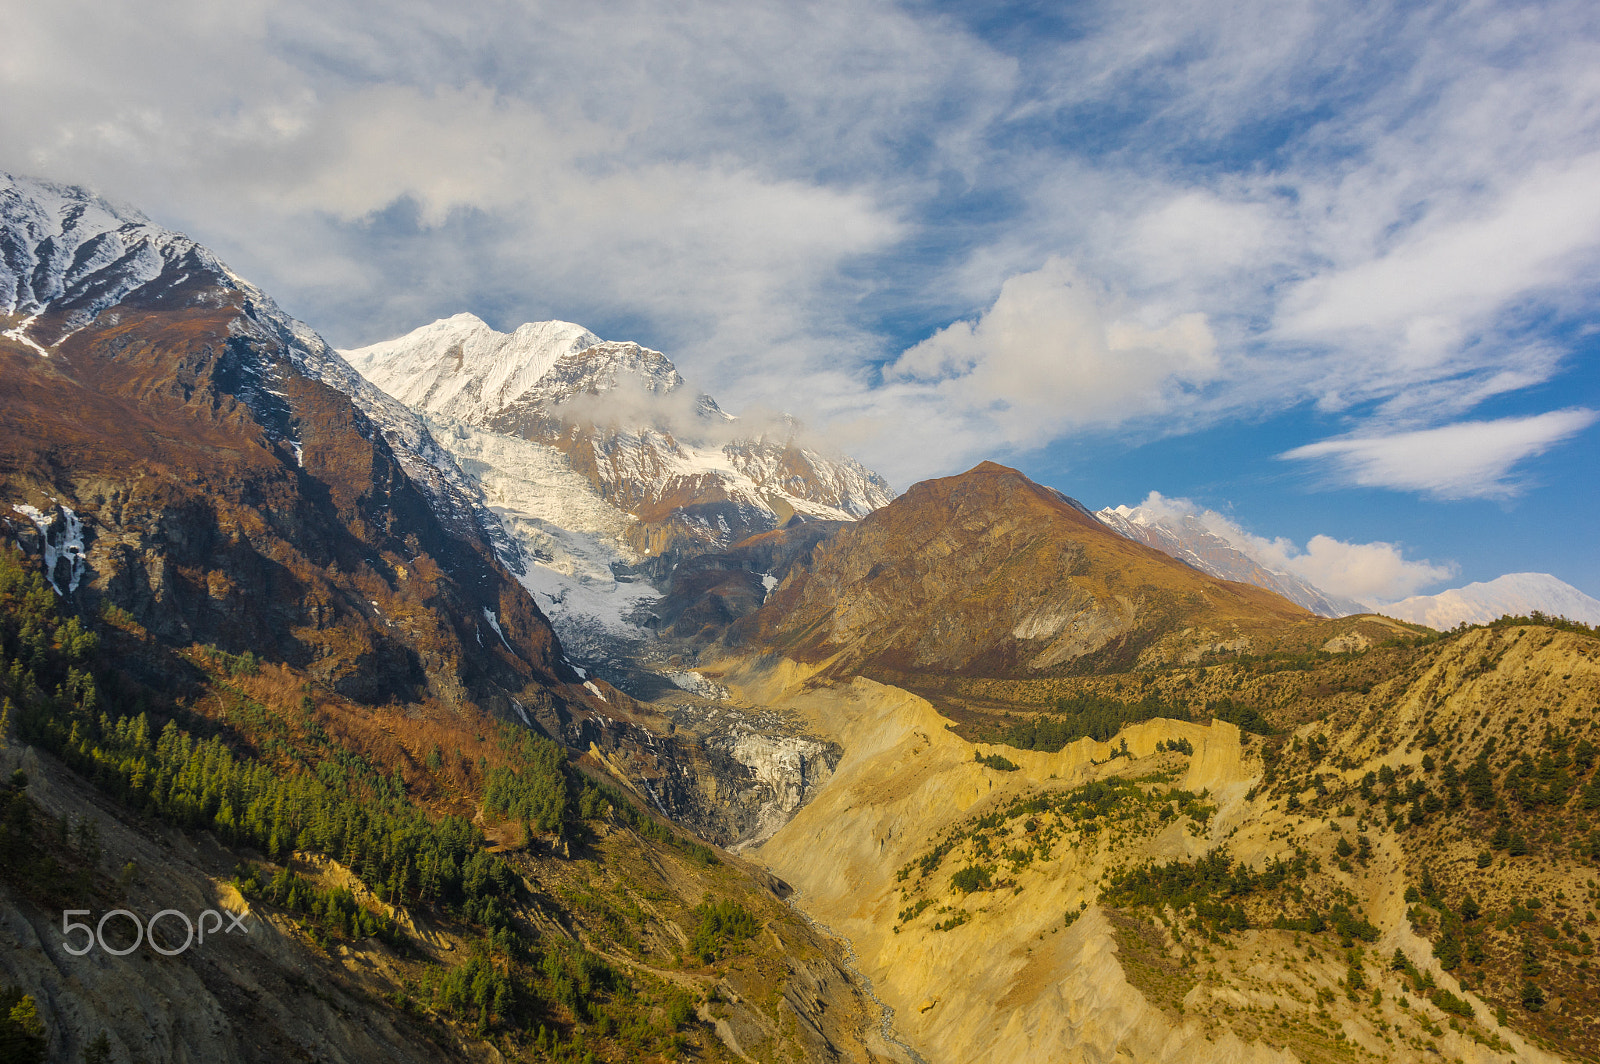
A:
[{"xmin": 422, "ymin": 414, "xmax": 661, "ymax": 657}]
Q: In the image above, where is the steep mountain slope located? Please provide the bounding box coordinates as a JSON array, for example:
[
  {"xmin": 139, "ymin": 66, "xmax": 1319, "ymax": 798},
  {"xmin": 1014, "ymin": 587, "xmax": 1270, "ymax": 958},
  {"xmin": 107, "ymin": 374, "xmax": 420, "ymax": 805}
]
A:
[
  {"xmin": 342, "ymin": 313, "xmax": 893, "ymax": 566},
  {"xmin": 1380, "ymin": 572, "xmax": 1600, "ymax": 629},
  {"xmin": 0, "ymin": 174, "xmax": 900, "ymax": 1064},
  {"xmin": 0, "ymin": 173, "xmax": 568, "ymax": 711},
  {"xmin": 1096, "ymin": 502, "xmax": 1368, "ymax": 617},
  {"xmin": 738, "ymin": 462, "xmax": 1316, "ymax": 678},
  {"xmin": 0, "ymin": 548, "xmax": 899, "ymax": 1064}
]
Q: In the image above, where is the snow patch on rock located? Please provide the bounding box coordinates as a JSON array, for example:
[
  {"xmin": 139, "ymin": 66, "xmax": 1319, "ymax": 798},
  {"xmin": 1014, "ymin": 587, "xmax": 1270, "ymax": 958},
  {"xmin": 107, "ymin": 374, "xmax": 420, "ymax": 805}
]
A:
[{"xmin": 13, "ymin": 503, "xmax": 86, "ymax": 594}]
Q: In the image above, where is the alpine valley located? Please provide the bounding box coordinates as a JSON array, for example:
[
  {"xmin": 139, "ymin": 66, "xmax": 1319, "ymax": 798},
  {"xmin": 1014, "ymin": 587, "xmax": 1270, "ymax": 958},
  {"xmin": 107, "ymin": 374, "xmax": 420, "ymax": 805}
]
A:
[{"xmin": 4, "ymin": 173, "xmax": 1600, "ymax": 1064}]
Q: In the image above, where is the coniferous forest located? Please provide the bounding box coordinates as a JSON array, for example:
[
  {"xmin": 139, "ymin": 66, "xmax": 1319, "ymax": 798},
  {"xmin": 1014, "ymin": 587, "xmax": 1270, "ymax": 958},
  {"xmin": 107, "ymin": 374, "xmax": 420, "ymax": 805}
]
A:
[{"xmin": 0, "ymin": 543, "xmax": 772, "ymax": 1062}]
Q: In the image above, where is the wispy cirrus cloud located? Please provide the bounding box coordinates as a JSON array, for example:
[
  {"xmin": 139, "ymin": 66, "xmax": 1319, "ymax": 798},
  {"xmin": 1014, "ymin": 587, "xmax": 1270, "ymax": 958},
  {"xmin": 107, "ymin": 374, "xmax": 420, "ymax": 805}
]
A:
[{"xmin": 1279, "ymin": 410, "xmax": 1600, "ymax": 500}]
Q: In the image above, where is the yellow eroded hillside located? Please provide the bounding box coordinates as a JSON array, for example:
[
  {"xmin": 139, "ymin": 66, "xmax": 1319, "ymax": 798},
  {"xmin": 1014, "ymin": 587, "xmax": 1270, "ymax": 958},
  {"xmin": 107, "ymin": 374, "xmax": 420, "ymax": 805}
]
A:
[{"xmin": 710, "ymin": 648, "xmax": 1573, "ymax": 1064}]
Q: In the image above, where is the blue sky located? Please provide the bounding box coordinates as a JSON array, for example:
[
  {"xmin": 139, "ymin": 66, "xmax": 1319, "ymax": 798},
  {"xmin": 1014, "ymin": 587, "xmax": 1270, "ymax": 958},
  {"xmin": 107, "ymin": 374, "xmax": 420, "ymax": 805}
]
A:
[{"xmin": 4, "ymin": 0, "xmax": 1598, "ymax": 601}]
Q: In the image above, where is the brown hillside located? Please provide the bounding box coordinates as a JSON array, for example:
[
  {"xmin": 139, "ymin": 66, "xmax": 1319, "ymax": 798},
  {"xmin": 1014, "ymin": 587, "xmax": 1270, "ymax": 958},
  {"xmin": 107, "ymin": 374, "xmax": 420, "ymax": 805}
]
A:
[
  {"xmin": 736, "ymin": 461, "xmax": 1317, "ymax": 677},
  {"xmin": 1, "ymin": 277, "xmax": 572, "ymax": 717}
]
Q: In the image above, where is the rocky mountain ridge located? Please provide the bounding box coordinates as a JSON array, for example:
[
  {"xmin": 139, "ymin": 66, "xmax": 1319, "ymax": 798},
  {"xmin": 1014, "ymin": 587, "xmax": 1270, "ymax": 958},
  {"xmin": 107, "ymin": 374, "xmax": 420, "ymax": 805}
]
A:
[
  {"xmin": 342, "ymin": 312, "xmax": 894, "ymax": 564},
  {"xmin": 738, "ymin": 461, "xmax": 1315, "ymax": 678},
  {"xmin": 1095, "ymin": 501, "xmax": 1369, "ymax": 618},
  {"xmin": 0, "ymin": 172, "xmax": 577, "ymax": 712},
  {"xmin": 1, "ymin": 174, "xmax": 525, "ymax": 567}
]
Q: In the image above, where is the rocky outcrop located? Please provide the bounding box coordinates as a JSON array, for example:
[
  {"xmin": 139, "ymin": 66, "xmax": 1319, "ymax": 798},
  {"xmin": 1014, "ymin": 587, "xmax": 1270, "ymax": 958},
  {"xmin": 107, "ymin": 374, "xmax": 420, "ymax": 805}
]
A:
[
  {"xmin": 643, "ymin": 516, "xmax": 843, "ymax": 640},
  {"xmin": 578, "ymin": 683, "xmax": 839, "ymax": 848}
]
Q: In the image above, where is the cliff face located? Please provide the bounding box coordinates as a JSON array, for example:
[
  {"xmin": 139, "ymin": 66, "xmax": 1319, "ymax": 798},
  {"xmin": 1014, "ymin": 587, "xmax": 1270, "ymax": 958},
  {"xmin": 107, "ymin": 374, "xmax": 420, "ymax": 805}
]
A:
[{"xmin": 738, "ymin": 462, "xmax": 1313, "ymax": 677}]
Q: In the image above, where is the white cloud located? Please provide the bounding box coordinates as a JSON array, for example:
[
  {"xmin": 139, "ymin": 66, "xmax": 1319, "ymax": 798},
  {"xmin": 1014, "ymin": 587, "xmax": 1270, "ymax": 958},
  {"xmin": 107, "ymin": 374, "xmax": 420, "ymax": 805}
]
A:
[
  {"xmin": 1279, "ymin": 409, "xmax": 1600, "ymax": 499},
  {"xmin": 1131, "ymin": 491, "xmax": 1456, "ymax": 605},
  {"xmin": 2, "ymin": 0, "xmax": 1597, "ymax": 495},
  {"xmin": 882, "ymin": 257, "xmax": 1218, "ymax": 449},
  {"xmin": 846, "ymin": 0, "xmax": 1600, "ymax": 482},
  {"xmin": 1275, "ymin": 152, "xmax": 1600, "ymax": 376},
  {"xmin": 0, "ymin": 0, "xmax": 987, "ymax": 365},
  {"xmin": 1288, "ymin": 536, "xmax": 1455, "ymax": 607}
]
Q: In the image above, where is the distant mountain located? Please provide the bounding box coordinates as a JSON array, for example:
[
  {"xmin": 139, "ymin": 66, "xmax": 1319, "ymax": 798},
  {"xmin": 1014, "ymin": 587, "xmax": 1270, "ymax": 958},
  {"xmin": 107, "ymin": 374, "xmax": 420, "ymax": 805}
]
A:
[
  {"xmin": 1379, "ymin": 573, "xmax": 1600, "ymax": 629},
  {"xmin": 343, "ymin": 313, "xmax": 893, "ymax": 563},
  {"xmin": 341, "ymin": 313, "xmax": 894, "ymax": 663},
  {"xmin": 1095, "ymin": 503, "xmax": 1368, "ymax": 618},
  {"xmin": 738, "ymin": 462, "xmax": 1315, "ymax": 677}
]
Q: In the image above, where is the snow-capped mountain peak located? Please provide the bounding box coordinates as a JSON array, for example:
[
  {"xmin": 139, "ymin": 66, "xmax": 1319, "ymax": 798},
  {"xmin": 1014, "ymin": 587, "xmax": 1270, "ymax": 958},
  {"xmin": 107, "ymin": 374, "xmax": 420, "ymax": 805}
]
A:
[
  {"xmin": 339, "ymin": 312, "xmax": 894, "ymax": 655},
  {"xmin": 1095, "ymin": 502, "xmax": 1368, "ymax": 618},
  {"xmin": 1378, "ymin": 573, "xmax": 1600, "ymax": 630},
  {"xmin": 342, "ymin": 315, "xmax": 894, "ymax": 553},
  {"xmin": 344, "ymin": 313, "xmax": 610, "ymax": 420}
]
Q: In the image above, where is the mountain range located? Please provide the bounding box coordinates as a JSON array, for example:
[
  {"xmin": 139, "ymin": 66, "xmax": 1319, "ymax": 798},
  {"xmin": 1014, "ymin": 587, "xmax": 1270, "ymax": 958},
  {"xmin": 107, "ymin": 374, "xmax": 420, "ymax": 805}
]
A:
[
  {"xmin": 343, "ymin": 314, "xmax": 891, "ymax": 552},
  {"xmin": 5, "ymin": 173, "xmax": 1600, "ymax": 1064},
  {"xmin": 340, "ymin": 312, "xmax": 892, "ymax": 664}
]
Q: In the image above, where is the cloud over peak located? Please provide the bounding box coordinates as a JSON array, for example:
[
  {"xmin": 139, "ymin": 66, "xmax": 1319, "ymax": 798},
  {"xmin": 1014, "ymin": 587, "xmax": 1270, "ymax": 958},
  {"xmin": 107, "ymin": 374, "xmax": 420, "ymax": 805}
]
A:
[
  {"xmin": 1131, "ymin": 491, "xmax": 1456, "ymax": 606},
  {"xmin": 5, "ymin": 0, "xmax": 1596, "ymax": 501}
]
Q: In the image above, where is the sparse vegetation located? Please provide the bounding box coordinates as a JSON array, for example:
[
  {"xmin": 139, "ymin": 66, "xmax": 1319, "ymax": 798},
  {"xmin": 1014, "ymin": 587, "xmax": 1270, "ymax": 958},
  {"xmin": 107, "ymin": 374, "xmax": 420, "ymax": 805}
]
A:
[
  {"xmin": 0, "ymin": 543, "xmax": 825, "ymax": 1058},
  {"xmin": 0, "ymin": 982, "xmax": 47, "ymax": 1064},
  {"xmin": 1000, "ymin": 690, "xmax": 1189, "ymax": 750}
]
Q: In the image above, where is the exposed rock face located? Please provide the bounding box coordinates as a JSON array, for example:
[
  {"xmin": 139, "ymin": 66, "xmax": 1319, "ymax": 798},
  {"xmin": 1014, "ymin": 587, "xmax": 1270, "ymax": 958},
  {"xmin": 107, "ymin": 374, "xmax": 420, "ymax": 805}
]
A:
[
  {"xmin": 0, "ymin": 173, "xmax": 576, "ymax": 714},
  {"xmin": 342, "ymin": 313, "xmax": 894, "ymax": 562},
  {"xmin": 738, "ymin": 462, "xmax": 1312, "ymax": 677},
  {"xmin": 646, "ymin": 516, "xmax": 843, "ymax": 641},
  {"xmin": 578, "ymin": 683, "xmax": 839, "ymax": 848}
]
